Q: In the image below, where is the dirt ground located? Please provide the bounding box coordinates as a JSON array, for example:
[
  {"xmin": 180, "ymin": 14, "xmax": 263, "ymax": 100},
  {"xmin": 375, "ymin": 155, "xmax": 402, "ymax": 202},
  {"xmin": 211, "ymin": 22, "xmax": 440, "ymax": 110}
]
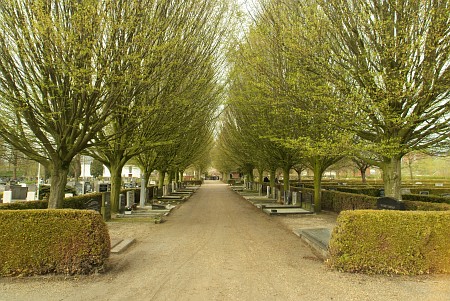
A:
[{"xmin": 1, "ymin": 181, "xmax": 449, "ymax": 301}]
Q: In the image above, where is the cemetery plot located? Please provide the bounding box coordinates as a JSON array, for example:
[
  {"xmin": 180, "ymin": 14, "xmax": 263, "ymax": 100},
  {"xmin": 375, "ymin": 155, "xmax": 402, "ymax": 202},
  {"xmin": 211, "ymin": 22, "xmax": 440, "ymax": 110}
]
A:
[
  {"xmin": 293, "ymin": 228, "xmax": 331, "ymax": 260},
  {"xmin": 263, "ymin": 207, "xmax": 313, "ymax": 215},
  {"xmin": 377, "ymin": 197, "xmax": 406, "ymax": 210}
]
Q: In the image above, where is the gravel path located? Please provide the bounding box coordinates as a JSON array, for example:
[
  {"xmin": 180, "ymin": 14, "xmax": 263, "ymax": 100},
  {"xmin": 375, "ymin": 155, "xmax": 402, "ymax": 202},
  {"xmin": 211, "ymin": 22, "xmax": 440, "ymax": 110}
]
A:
[{"xmin": 1, "ymin": 181, "xmax": 449, "ymax": 300}]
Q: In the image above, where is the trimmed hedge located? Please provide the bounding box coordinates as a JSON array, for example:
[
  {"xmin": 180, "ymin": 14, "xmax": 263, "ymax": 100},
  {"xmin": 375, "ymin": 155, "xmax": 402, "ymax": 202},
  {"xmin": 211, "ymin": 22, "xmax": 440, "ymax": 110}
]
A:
[
  {"xmin": 0, "ymin": 209, "xmax": 110, "ymax": 276},
  {"xmin": 403, "ymin": 200, "xmax": 450, "ymax": 211},
  {"xmin": 334, "ymin": 187, "xmax": 381, "ymax": 197},
  {"xmin": 402, "ymin": 193, "xmax": 450, "ymax": 204},
  {"xmin": 328, "ymin": 210, "xmax": 450, "ymax": 275},
  {"xmin": 0, "ymin": 193, "xmax": 103, "ymax": 211},
  {"xmin": 0, "ymin": 200, "xmax": 48, "ymax": 210},
  {"xmin": 321, "ymin": 190, "xmax": 378, "ymax": 213}
]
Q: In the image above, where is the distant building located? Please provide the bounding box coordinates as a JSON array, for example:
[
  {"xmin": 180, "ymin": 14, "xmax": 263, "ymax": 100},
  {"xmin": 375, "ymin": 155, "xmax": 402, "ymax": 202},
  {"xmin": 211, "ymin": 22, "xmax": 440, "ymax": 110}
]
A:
[
  {"xmin": 80, "ymin": 156, "xmax": 142, "ymax": 179},
  {"xmin": 102, "ymin": 164, "xmax": 142, "ymax": 179}
]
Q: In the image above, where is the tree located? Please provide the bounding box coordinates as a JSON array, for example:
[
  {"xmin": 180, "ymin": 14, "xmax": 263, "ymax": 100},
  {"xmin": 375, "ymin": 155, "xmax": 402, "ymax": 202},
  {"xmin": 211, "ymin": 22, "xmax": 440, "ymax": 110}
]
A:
[
  {"xmin": 90, "ymin": 158, "xmax": 104, "ymax": 179},
  {"xmin": 351, "ymin": 157, "xmax": 371, "ymax": 183},
  {"xmin": 311, "ymin": 0, "xmax": 450, "ymax": 199},
  {"xmin": 226, "ymin": 0, "xmax": 349, "ymax": 211},
  {"xmin": 0, "ymin": 0, "xmax": 120, "ymax": 207},
  {"xmin": 87, "ymin": 0, "xmax": 229, "ymax": 212}
]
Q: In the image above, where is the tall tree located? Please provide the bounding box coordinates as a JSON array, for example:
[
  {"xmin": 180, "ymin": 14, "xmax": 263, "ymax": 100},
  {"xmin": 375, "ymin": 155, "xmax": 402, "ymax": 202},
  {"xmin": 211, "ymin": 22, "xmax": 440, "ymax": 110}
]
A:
[
  {"xmin": 0, "ymin": 0, "xmax": 118, "ymax": 207},
  {"xmin": 312, "ymin": 0, "xmax": 450, "ymax": 199}
]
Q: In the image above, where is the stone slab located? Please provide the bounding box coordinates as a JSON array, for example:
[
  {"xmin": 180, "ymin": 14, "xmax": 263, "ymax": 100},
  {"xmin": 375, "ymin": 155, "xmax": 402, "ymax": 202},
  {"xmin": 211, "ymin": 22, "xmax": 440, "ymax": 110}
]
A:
[
  {"xmin": 293, "ymin": 228, "xmax": 331, "ymax": 259},
  {"xmin": 254, "ymin": 202, "xmax": 280, "ymax": 208},
  {"xmin": 110, "ymin": 239, "xmax": 123, "ymax": 249},
  {"xmin": 260, "ymin": 204, "xmax": 302, "ymax": 209},
  {"xmin": 158, "ymin": 195, "xmax": 184, "ymax": 199},
  {"xmin": 111, "ymin": 238, "xmax": 135, "ymax": 254},
  {"xmin": 263, "ymin": 208, "xmax": 313, "ymax": 215}
]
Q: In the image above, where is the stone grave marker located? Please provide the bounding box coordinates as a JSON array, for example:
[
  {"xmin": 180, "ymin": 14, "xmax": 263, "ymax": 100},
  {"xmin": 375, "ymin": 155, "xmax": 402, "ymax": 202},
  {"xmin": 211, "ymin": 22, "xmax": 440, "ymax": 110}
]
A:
[
  {"xmin": 11, "ymin": 186, "xmax": 28, "ymax": 200},
  {"xmin": 101, "ymin": 192, "xmax": 111, "ymax": 221},
  {"xmin": 3, "ymin": 191, "xmax": 12, "ymax": 203},
  {"xmin": 377, "ymin": 197, "xmax": 405, "ymax": 210},
  {"xmin": 401, "ymin": 188, "xmax": 411, "ymax": 195},
  {"xmin": 292, "ymin": 191, "xmax": 297, "ymax": 205},
  {"xmin": 126, "ymin": 190, "xmax": 135, "ymax": 208}
]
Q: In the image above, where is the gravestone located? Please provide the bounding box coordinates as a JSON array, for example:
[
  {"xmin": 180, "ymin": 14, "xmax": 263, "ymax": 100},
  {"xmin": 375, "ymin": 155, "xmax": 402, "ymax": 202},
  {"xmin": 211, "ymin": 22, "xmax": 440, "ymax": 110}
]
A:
[
  {"xmin": 3, "ymin": 191, "xmax": 12, "ymax": 203},
  {"xmin": 377, "ymin": 197, "xmax": 405, "ymax": 210},
  {"xmin": 126, "ymin": 191, "xmax": 135, "ymax": 208},
  {"xmin": 101, "ymin": 192, "xmax": 111, "ymax": 221},
  {"xmin": 85, "ymin": 198, "xmax": 100, "ymax": 212},
  {"xmin": 292, "ymin": 191, "xmax": 297, "ymax": 205},
  {"xmin": 26, "ymin": 192, "xmax": 36, "ymax": 201},
  {"xmin": 119, "ymin": 194, "xmax": 126, "ymax": 212},
  {"xmin": 11, "ymin": 186, "xmax": 28, "ymax": 200},
  {"xmin": 401, "ymin": 188, "xmax": 411, "ymax": 195},
  {"xmin": 99, "ymin": 183, "xmax": 110, "ymax": 192}
]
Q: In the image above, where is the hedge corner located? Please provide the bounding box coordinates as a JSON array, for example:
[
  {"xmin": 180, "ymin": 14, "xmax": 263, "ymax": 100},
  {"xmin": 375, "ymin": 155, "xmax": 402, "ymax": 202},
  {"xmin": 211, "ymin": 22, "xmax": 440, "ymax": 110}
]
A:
[{"xmin": 327, "ymin": 210, "xmax": 450, "ymax": 275}]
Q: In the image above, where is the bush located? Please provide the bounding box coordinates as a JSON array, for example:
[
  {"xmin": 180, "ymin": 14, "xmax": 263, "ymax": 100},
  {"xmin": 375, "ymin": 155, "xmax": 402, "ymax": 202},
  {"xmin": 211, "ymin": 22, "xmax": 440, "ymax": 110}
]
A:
[
  {"xmin": 321, "ymin": 190, "xmax": 378, "ymax": 213},
  {"xmin": 0, "ymin": 200, "xmax": 48, "ymax": 210},
  {"xmin": 403, "ymin": 200, "xmax": 450, "ymax": 211},
  {"xmin": 0, "ymin": 209, "xmax": 110, "ymax": 276},
  {"xmin": 334, "ymin": 187, "xmax": 381, "ymax": 197},
  {"xmin": 328, "ymin": 210, "xmax": 450, "ymax": 275},
  {"xmin": 402, "ymin": 193, "xmax": 450, "ymax": 204},
  {"xmin": 0, "ymin": 193, "xmax": 104, "ymax": 211}
]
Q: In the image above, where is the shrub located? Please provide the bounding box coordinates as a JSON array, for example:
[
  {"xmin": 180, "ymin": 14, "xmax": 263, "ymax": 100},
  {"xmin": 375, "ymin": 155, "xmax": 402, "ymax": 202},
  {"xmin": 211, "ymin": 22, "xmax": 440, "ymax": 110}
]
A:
[
  {"xmin": 328, "ymin": 210, "xmax": 450, "ymax": 275},
  {"xmin": 0, "ymin": 209, "xmax": 110, "ymax": 276},
  {"xmin": 0, "ymin": 193, "xmax": 103, "ymax": 211},
  {"xmin": 402, "ymin": 193, "xmax": 450, "ymax": 204},
  {"xmin": 334, "ymin": 187, "xmax": 381, "ymax": 197},
  {"xmin": 403, "ymin": 200, "xmax": 450, "ymax": 211},
  {"xmin": 0, "ymin": 200, "xmax": 48, "ymax": 210},
  {"xmin": 321, "ymin": 190, "xmax": 378, "ymax": 213}
]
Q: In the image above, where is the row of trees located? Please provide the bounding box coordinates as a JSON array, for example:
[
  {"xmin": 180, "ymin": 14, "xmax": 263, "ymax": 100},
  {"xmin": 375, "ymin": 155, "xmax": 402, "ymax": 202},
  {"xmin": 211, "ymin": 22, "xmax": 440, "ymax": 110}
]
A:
[
  {"xmin": 216, "ymin": 0, "xmax": 450, "ymax": 212},
  {"xmin": 0, "ymin": 0, "xmax": 231, "ymax": 212}
]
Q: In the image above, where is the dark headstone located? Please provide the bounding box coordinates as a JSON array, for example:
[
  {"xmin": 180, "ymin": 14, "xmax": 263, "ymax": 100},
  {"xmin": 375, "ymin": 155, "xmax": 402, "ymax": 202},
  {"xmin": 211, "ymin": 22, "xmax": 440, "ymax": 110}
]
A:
[
  {"xmin": 377, "ymin": 197, "xmax": 405, "ymax": 210},
  {"xmin": 99, "ymin": 183, "xmax": 110, "ymax": 192},
  {"xmin": 379, "ymin": 189, "xmax": 385, "ymax": 197},
  {"xmin": 11, "ymin": 186, "xmax": 28, "ymax": 200},
  {"xmin": 85, "ymin": 199, "xmax": 100, "ymax": 212}
]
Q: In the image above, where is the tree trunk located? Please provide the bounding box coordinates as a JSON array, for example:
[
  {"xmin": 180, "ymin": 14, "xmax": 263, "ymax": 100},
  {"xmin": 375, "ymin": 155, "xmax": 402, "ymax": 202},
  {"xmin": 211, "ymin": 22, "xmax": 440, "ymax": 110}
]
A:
[
  {"xmin": 269, "ymin": 169, "xmax": 276, "ymax": 198},
  {"xmin": 179, "ymin": 169, "xmax": 184, "ymax": 187},
  {"xmin": 408, "ymin": 162, "xmax": 414, "ymax": 181},
  {"xmin": 382, "ymin": 156, "xmax": 402, "ymax": 200},
  {"xmin": 313, "ymin": 158, "xmax": 324, "ymax": 213},
  {"xmin": 282, "ymin": 167, "xmax": 290, "ymax": 191},
  {"xmin": 158, "ymin": 170, "xmax": 166, "ymax": 194},
  {"xmin": 360, "ymin": 167, "xmax": 367, "ymax": 184},
  {"xmin": 109, "ymin": 164, "xmax": 123, "ymax": 213},
  {"xmin": 47, "ymin": 163, "xmax": 70, "ymax": 208},
  {"xmin": 158, "ymin": 170, "xmax": 165, "ymax": 189}
]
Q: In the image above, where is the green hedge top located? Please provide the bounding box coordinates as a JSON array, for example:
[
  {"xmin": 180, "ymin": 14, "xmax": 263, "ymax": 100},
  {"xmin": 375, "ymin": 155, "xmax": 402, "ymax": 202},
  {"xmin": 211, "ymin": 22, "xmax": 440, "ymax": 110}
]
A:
[
  {"xmin": 328, "ymin": 210, "xmax": 450, "ymax": 275},
  {"xmin": 0, "ymin": 209, "xmax": 110, "ymax": 276}
]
